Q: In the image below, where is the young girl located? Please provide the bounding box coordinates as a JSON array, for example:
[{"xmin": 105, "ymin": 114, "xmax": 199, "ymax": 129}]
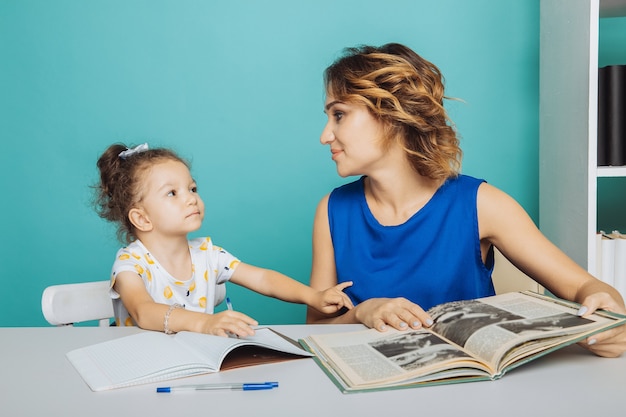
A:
[
  {"xmin": 306, "ymin": 43, "xmax": 626, "ymax": 357},
  {"xmin": 94, "ymin": 143, "xmax": 353, "ymax": 337}
]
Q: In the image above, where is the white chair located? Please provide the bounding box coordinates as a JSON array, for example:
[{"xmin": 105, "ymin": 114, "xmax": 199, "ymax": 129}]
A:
[
  {"xmin": 41, "ymin": 280, "xmax": 227, "ymax": 327},
  {"xmin": 42, "ymin": 281, "xmax": 114, "ymax": 327}
]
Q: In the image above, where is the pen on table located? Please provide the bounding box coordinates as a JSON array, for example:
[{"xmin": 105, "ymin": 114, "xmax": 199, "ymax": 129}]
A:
[{"xmin": 156, "ymin": 382, "xmax": 279, "ymax": 393}]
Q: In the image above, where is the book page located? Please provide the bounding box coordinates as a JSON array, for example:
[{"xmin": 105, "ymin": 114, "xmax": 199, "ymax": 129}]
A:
[
  {"xmin": 66, "ymin": 332, "xmax": 210, "ymax": 391},
  {"xmin": 302, "ymin": 328, "xmax": 489, "ymax": 388},
  {"xmin": 302, "ymin": 292, "xmax": 626, "ymax": 392},
  {"xmin": 427, "ymin": 292, "xmax": 619, "ymax": 368},
  {"xmin": 67, "ymin": 327, "xmax": 312, "ymax": 391},
  {"xmin": 174, "ymin": 327, "xmax": 313, "ymax": 368}
]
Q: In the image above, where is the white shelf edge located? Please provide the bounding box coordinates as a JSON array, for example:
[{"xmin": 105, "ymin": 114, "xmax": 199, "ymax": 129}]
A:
[{"xmin": 597, "ymin": 166, "xmax": 626, "ymax": 177}]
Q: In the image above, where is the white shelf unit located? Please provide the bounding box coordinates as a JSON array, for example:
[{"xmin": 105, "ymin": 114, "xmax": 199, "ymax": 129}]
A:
[
  {"xmin": 539, "ymin": 0, "xmax": 626, "ymax": 276},
  {"xmin": 598, "ymin": 166, "xmax": 626, "ymax": 177}
]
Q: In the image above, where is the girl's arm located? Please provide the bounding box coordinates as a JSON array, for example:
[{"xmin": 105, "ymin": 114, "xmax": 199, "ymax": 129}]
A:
[
  {"xmin": 477, "ymin": 182, "xmax": 626, "ymax": 357},
  {"xmin": 113, "ymin": 271, "xmax": 258, "ymax": 337},
  {"xmin": 306, "ymin": 195, "xmax": 432, "ymax": 331},
  {"xmin": 229, "ymin": 261, "xmax": 353, "ymax": 315}
]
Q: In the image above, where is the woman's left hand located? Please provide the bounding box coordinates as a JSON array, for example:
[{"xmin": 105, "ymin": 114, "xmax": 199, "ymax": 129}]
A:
[{"xmin": 577, "ymin": 292, "xmax": 626, "ymax": 357}]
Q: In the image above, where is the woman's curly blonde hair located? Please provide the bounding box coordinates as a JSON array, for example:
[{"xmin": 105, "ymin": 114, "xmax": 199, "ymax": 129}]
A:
[{"xmin": 324, "ymin": 43, "xmax": 461, "ymax": 180}]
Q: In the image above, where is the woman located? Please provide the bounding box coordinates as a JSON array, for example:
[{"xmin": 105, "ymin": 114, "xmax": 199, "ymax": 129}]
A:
[{"xmin": 306, "ymin": 43, "xmax": 626, "ymax": 357}]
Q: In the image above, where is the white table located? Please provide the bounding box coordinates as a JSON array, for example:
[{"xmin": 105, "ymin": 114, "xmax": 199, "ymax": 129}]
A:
[{"xmin": 2, "ymin": 324, "xmax": 624, "ymax": 416}]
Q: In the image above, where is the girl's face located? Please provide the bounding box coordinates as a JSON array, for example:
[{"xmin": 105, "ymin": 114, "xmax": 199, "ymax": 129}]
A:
[
  {"xmin": 136, "ymin": 159, "xmax": 205, "ymax": 237},
  {"xmin": 321, "ymin": 94, "xmax": 388, "ymax": 178}
]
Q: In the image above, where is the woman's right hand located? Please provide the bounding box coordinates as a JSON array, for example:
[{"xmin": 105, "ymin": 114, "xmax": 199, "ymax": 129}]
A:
[{"xmin": 354, "ymin": 297, "xmax": 434, "ymax": 332}]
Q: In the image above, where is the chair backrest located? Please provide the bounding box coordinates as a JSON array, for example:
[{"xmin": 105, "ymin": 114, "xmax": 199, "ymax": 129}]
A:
[
  {"xmin": 42, "ymin": 281, "xmax": 114, "ymax": 327},
  {"xmin": 42, "ymin": 280, "xmax": 226, "ymax": 327}
]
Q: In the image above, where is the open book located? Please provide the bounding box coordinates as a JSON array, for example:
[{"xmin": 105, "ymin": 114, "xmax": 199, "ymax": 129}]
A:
[
  {"xmin": 67, "ymin": 327, "xmax": 313, "ymax": 391},
  {"xmin": 299, "ymin": 291, "xmax": 626, "ymax": 393}
]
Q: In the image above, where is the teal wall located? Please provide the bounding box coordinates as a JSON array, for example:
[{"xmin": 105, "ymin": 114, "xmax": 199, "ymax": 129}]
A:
[{"xmin": 0, "ymin": 0, "xmax": 542, "ymax": 327}]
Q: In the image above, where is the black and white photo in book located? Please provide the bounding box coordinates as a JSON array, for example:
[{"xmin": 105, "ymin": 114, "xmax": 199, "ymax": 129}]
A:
[
  {"xmin": 370, "ymin": 332, "xmax": 469, "ymax": 372},
  {"xmin": 299, "ymin": 292, "xmax": 626, "ymax": 393}
]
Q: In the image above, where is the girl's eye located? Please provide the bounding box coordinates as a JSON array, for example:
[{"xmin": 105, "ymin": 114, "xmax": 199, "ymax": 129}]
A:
[
  {"xmin": 190, "ymin": 186, "xmax": 198, "ymax": 193},
  {"xmin": 167, "ymin": 190, "xmax": 176, "ymax": 197}
]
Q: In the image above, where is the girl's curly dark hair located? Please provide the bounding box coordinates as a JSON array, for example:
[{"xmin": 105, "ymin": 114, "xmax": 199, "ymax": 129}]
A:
[{"xmin": 93, "ymin": 143, "xmax": 189, "ymax": 244}]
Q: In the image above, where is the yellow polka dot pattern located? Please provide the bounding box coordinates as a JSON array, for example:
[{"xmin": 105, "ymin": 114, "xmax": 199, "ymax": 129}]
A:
[
  {"xmin": 163, "ymin": 286, "xmax": 173, "ymax": 299},
  {"xmin": 112, "ymin": 236, "xmax": 240, "ymax": 326}
]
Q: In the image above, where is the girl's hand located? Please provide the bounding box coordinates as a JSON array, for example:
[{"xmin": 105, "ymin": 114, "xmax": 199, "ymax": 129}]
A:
[
  {"xmin": 312, "ymin": 281, "xmax": 355, "ymax": 314},
  {"xmin": 354, "ymin": 297, "xmax": 434, "ymax": 332},
  {"xmin": 577, "ymin": 292, "xmax": 626, "ymax": 357},
  {"xmin": 195, "ymin": 310, "xmax": 258, "ymax": 338}
]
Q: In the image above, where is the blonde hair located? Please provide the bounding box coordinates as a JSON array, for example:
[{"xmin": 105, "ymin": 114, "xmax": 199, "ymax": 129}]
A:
[{"xmin": 324, "ymin": 43, "xmax": 461, "ymax": 179}]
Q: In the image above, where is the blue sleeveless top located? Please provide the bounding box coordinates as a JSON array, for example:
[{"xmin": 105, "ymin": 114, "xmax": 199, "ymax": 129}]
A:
[{"xmin": 328, "ymin": 175, "xmax": 494, "ymax": 311}]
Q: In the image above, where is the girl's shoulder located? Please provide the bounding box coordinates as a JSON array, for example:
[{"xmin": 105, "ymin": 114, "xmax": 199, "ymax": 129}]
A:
[
  {"xmin": 188, "ymin": 236, "xmax": 216, "ymax": 251},
  {"xmin": 187, "ymin": 237, "xmax": 234, "ymax": 257},
  {"xmin": 115, "ymin": 240, "xmax": 148, "ymax": 259}
]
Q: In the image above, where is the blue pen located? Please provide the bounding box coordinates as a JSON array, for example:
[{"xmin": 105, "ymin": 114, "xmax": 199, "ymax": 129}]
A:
[
  {"xmin": 156, "ymin": 382, "xmax": 278, "ymax": 393},
  {"xmin": 225, "ymin": 297, "xmax": 243, "ymax": 338}
]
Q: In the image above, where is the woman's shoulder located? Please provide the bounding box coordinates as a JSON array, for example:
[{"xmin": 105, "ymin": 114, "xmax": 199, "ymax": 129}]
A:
[
  {"xmin": 438, "ymin": 174, "xmax": 485, "ymax": 197},
  {"xmin": 329, "ymin": 177, "xmax": 364, "ymax": 198},
  {"xmin": 449, "ymin": 173, "xmax": 485, "ymax": 187}
]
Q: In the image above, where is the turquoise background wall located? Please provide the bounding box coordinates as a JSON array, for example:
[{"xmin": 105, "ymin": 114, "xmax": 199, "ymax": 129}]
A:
[{"xmin": 0, "ymin": 0, "xmax": 613, "ymax": 327}]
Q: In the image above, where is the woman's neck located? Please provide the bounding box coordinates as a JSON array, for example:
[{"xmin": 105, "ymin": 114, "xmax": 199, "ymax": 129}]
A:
[{"xmin": 363, "ymin": 164, "xmax": 443, "ymax": 226}]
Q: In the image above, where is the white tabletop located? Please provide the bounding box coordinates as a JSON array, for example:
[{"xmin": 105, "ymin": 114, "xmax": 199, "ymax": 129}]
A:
[{"xmin": 1, "ymin": 324, "xmax": 624, "ymax": 416}]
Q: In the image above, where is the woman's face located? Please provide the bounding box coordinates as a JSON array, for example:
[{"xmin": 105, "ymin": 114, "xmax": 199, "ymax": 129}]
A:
[{"xmin": 321, "ymin": 94, "xmax": 388, "ymax": 178}]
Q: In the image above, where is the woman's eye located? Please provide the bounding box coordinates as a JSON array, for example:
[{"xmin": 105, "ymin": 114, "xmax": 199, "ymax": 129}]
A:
[{"xmin": 333, "ymin": 111, "xmax": 343, "ymax": 121}]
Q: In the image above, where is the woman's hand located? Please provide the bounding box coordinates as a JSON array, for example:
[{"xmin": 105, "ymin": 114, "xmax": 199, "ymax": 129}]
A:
[
  {"xmin": 353, "ymin": 297, "xmax": 434, "ymax": 332},
  {"xmin": 311, "ymin": 281, "xmax": 355, "ymax": 314},
  {"xmin": 194, "ymin": 310, "xmax": 258, "ymax": 338},
  {"xmin": 577, "ymin": 292, "xmax": 626, "ymax": 357}
]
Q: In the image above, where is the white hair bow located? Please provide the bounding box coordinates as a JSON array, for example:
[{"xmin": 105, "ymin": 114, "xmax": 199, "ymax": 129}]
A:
[{"xmin": 118, "ymin": 143, "xmax": 149, "ymax": 159}]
